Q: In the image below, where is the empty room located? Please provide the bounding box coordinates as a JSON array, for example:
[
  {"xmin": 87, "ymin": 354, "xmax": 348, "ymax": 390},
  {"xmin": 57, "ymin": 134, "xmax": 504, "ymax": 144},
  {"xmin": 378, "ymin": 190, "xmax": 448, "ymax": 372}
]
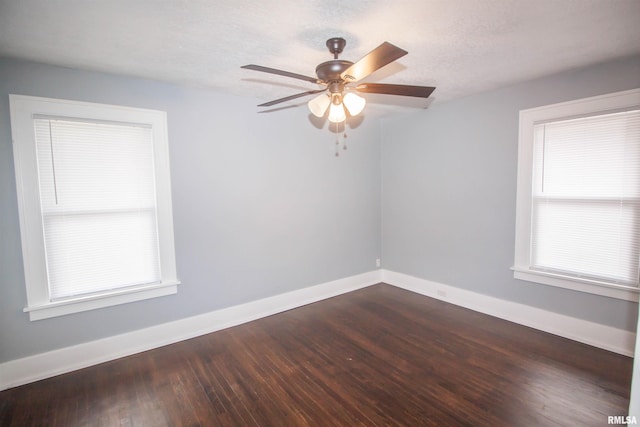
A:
[{"xmin": 1, "ymin": 1, "xmax": 640, "ymax": 425}]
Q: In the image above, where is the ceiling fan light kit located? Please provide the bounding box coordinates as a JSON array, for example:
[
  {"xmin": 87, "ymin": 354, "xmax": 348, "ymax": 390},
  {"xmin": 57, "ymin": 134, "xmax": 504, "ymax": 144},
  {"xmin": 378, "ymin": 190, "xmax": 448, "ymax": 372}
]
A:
[
  {"xmin": 241, "ymin": 37, "xmax": 436, "ymax": 126},
  {"xmin": 328, "ymin": 96, "xmax": 347, "ymax": 123},
  {"xmin": 308, "ymin": 91, "xmax": 366, "ymax": 123},
  {"xmin": 342, "ymin": 92, "xmax": 366, "ymax": 116},
  {"xmin": 308, "ymin": 93, "xmax": 331, "ymax": 118}
]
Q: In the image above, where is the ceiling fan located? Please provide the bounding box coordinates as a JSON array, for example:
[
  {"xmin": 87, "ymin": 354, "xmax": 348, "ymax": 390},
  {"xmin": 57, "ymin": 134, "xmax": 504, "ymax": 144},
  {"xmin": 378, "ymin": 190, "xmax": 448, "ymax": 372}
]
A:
[{"xmin": 241, "ymin": 37, "xmax": 436, "ymax": 123}]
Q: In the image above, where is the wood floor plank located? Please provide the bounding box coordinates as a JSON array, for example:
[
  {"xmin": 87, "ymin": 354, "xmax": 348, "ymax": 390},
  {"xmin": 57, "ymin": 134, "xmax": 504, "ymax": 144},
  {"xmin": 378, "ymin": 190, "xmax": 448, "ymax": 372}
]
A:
[{"xmin": 0, "ymin": 284, "xmax": 633, "ymax": 426}]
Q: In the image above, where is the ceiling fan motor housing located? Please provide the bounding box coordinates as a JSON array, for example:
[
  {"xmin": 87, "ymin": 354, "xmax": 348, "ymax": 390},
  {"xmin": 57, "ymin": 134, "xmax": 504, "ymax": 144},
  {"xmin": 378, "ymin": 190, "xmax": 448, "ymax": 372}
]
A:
[
  {"xmin": 317, "ymin": 37, "xmax": 352, "ymax": 91},
  {"xmin": 315, "ymin": 60, "xmax": 353, "ymax": 85}
]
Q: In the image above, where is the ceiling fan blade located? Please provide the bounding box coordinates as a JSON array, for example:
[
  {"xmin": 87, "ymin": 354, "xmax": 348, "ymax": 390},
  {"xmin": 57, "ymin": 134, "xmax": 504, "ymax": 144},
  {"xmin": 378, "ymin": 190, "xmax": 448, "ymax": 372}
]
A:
[
  {"xmin": 355, "ymin": 83, "xmax": 436, "ymax": 98},
  {"xmin": 241, "ymin": 64, "xmax": 321, "ymax": 84},
  {"xmin": 340, "ymin": 42, "xmax": 408, "ymax": 82},
  {"xmin": 257, "ymin": 89, "xmax": 327, "ymax": 107}
]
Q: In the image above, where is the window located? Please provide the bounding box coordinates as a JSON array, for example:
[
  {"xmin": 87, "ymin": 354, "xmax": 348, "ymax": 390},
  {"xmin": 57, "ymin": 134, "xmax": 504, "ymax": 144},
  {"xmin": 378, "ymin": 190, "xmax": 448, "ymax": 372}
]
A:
[
  {"xmin": 10, "ymin": 95, "xmax": 179, "ymax": 320},
  {"xmin": 513, "ymin": 89, "xmax": 640, "ymax": 301}
]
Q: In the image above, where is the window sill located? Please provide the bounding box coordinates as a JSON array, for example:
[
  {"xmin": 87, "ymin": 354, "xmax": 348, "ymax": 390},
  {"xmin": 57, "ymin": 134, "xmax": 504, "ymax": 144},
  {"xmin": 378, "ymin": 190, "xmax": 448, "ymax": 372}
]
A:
[
  {"xmin": 512, "ymin": 267, "xmax": 638, "ymax": 302},
  {"xmin": 24, "ymin": 281, "xmax": 180, "ymax": 321}
]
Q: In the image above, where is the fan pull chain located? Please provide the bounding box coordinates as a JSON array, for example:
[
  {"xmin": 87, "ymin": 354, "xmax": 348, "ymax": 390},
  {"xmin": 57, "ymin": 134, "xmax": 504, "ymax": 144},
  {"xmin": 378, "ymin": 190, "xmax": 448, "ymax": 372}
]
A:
[
  {"xmin": 335, "ymin": 123, "xmax": 340, "ymax": 157},
  {"xmin": 333, "ymin": 123, "xmax": 349, "ymax": 156}
]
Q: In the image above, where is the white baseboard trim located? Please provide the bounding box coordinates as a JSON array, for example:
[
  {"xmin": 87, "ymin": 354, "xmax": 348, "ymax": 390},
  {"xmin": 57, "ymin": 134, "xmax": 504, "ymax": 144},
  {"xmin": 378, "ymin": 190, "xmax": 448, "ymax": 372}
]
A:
[
  {"xmin": 382, "ymin": 269, "xmax": 637, "ymax": 357},
  {"xmin": 2, "ymin": 269, "xmax": 634, "ymax": 391},
  {"xmin": 0, "ymin": 270, "xmax": 381, "ymax": 391}
]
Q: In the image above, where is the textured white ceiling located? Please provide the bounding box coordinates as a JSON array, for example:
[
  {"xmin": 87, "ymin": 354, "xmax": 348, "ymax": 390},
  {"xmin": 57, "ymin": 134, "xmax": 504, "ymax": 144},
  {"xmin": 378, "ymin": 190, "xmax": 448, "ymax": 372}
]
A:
[{"xmin": 1, "ymin": 0, "xmax": 639, "ymax": 114}]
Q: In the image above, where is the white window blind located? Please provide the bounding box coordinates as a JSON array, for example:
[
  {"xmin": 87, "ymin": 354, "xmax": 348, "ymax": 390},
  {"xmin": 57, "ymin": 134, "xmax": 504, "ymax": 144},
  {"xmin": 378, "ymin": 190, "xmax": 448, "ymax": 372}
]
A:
[
  {"xmin": 34, "ymin": 118, "xmax": 162, "ymax": 300},
  {"xmin": 530, "ymin": 109, "xmax": 640, "ymax": 286}
]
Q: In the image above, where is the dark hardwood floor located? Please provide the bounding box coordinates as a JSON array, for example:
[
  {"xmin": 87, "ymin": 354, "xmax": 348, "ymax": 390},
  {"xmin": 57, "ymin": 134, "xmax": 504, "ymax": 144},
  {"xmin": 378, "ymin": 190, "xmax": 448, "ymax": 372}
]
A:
[{"xmin": 0, "ymin": 284, "xmax": 633, "ymax": 426}]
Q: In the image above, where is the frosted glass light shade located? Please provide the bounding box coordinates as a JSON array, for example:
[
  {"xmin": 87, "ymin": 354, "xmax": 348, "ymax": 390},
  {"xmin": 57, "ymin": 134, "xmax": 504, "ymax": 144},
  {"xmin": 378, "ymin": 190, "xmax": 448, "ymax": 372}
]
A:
[
  {"xmin": 328, "ymin": 102, "xmax": 346, "ymax": 123},
  {"xmin": 343, "ymin": 92, "xmax": 366, "ymax": 116},
  {"xmin": 308, "ymin": 93, "xmax": 330, "ymax": 117}
]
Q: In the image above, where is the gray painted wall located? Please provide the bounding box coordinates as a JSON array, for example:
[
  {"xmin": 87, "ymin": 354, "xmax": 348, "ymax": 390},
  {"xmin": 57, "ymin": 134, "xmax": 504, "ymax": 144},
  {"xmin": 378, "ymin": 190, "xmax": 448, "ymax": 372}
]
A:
[
  {"xmin": 0, "ymin": 58, "xmax": 382, "ymax": 363},
  {"xmin": 1, "ymin": 55, "xmax": 638, "ymax": 365},
  {"xmin": 381, "ymin": 55, "xmax": 640, "ymax": 331}
]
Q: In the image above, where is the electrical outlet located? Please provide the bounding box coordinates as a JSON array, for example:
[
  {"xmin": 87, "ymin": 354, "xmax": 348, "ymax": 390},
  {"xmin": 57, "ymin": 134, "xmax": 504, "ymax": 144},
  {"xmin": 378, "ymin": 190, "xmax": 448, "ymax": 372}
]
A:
[{"xmin": 375, "ymin": 258, "xmax": 381, "ymax": 268}]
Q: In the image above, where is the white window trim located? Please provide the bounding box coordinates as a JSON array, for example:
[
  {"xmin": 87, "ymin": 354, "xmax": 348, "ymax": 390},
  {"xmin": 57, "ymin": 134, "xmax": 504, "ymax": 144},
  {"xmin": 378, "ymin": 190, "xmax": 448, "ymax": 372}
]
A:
[
  {"xmin": 513, "ymin": 88, "xmax": 640, "ymax": 302},
  {"xmin": 10, "ymin": 95, "xmax": 180, "ymax": 320}
]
